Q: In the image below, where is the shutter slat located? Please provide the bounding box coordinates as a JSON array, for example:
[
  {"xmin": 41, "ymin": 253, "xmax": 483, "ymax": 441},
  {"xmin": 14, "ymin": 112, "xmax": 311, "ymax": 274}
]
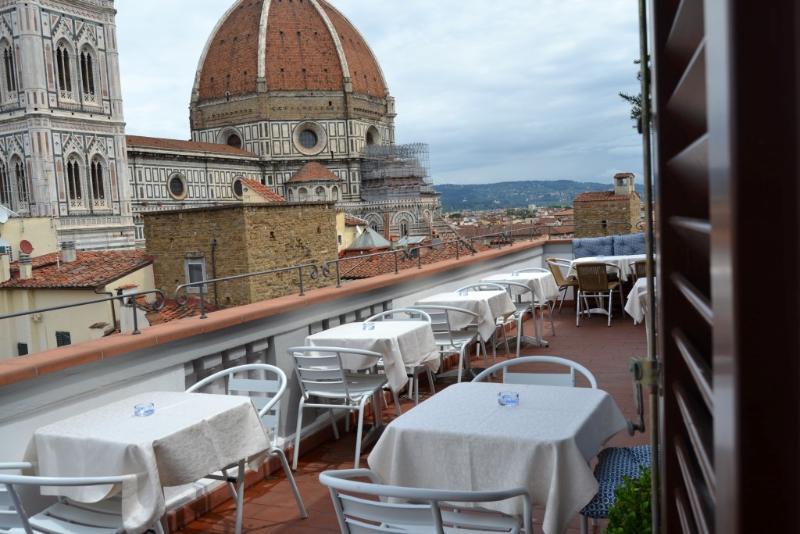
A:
[
  {"xmin": 666, "ymin": 0, "xmax": 705, "ymax": 66},
  {"xmin": 673, "ymin": 329, "xmax": 713, "ymax": 411},
  {"xmin": 670, "ymin": 216, "xmax": 711, "ymax": 236},
  {"xmin": 675, "ymin": 440, "xmax": 712, "ymax": 534},
  {"xmin": 675, "ymin": 490, "xmax": 695, "ymax": 533},
  {"xmin": 667, "ymin": 40, "xmax": 707, "ymax": 134},
  {"xmin": 671, "ymin": 273, "xmax": 712, "ymax": 324},
  {"xmin": 675, "ymin": 386, "xmax": 716, "ymax": 498}
]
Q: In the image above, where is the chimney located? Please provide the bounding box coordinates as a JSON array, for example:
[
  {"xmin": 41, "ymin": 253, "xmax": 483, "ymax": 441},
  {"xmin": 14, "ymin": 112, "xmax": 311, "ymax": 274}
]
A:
[
  {"xmin": 0, "ymin": 253, "xmax": 9, "ymax": 283},
  {"xmin": 614, "ymin": 173, "xmax": 635, "ymax": 196},
  {"xmin": 61, "ymin": 241, "xmax": 77, "ymax": 263},
  {"xmin": 18, "ymin": 253, "xmax": 32, "ymax": 280}
]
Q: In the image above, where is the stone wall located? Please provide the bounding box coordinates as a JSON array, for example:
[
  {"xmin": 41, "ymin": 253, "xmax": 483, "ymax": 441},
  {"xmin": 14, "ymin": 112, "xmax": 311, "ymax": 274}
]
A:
[
  {"xmin": 574, "ymin": 195, "xmax": 642, "ymax": 237},
  {"xmin": 144, "ymin": 203, "xmax": 337, "ymax": 307}
]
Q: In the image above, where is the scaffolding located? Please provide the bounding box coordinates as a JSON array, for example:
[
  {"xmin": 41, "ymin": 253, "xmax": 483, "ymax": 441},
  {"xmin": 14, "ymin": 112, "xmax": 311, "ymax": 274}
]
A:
[{"xmin": 360, "ymin": 143, "xmax": 435, "ymax": 201}]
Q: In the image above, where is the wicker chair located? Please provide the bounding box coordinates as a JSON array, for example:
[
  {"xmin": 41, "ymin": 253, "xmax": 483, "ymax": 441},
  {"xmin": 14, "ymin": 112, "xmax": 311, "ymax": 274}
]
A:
[
  {"xmin": 632, "ymin": 260, "xmax": 648, "ymax": 280},
  {"xmin": 575, "ymin": 263, "xmax": 622, "ymax": 327},
  {"xmin": 546, "ymin": 257, "xmax": 578, "ymax": 312}
]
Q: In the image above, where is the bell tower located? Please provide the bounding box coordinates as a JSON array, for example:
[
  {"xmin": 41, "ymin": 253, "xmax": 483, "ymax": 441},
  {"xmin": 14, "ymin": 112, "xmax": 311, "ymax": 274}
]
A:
[{"xmin": 0, "ymin": 0, "xmax": 134, "ymax": 249}]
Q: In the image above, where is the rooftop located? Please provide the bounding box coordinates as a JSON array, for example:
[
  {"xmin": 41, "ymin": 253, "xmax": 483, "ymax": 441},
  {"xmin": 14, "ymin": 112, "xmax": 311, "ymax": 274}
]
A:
[
  {"xmin": 0, "ymin": 250, "xmax": 152, "ymax": 290},
  {"xmin": 573, "ymin": 191, "xmax": 633, "ymax": 202},
  {"xmin": 126, "ymin": 135, "xmax": 258, "ymax": 158},
  {"xmin": 287, "ymin": 162, "xmax": 342, "ymax": 184},
  {"xmin": 241, "ymin": 179, "xmax": 286, "ymax": 203}
]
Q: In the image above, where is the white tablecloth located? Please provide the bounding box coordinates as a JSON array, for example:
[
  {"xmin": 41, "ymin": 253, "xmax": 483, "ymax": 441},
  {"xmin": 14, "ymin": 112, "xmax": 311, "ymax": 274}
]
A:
[
  {"xmin": 570, "ymin": 254, "xmax": 646, "ymax": 282},
  {"xmin": 368, "ymin": 382, "xmax": 627, "ymax": 534},
  {"xmin": 33, "ymin": 392, "xmax": 270, "ymax": 534},
  {"xmin": 417, "ymin": 290, "xmax": 515, "ymax": 340},
  {"xmin": 625, "ymin": 276, "xmax": 655, "ymax": 324},
  {"xmin": 482, "ymin": 272, "xmax": 560, "ymax": 302},
  {"xmin": 306, "ymin": 321, "xmax": 439, "ymax": 393}
]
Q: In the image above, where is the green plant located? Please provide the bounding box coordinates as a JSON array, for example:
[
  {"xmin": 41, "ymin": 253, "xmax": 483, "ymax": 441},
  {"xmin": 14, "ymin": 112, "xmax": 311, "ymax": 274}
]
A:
[{"xmin": 606, "ymin": 468, "xmax": 652, "ymax": 534}]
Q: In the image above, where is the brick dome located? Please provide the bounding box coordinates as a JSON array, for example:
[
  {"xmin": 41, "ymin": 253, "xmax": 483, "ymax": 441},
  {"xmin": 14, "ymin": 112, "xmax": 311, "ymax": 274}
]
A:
[{"xmin": 193, "ymin": 0, "xmax": 389, "ymax": 103}]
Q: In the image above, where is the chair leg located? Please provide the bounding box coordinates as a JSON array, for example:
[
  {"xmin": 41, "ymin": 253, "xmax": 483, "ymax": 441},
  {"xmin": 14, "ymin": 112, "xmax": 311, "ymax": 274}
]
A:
[
  {"xmin": 501, "ymin": 322, "xmax": 511, "ymax": 356},
  {"xmin": 576, "ymin": 290, "xmax": 582, "ymax": 327},
  {"xmin": 353, "ymin": 397, "xmax": 369, "ymax": 469},
  {"xmin": 234, "ymin": 459, "xmax": 245, "ymax": 534},
  {"xmin": 292, "ymin": 398, "xmax": 306, "ymax": 470},
  {"xmin": 392, "ymin": 389, "xmax": 402, "ymax": 416},
  {"xmin": 457, "ymin": 346, "xmax": 466, "ymax": 382},
  {"xmin": 515, "ymin": 315, "xmax": 523, "ymax": 358},
  {"xmin": 608, "ymin": 290, "xmax": 614, "ymax": 327},
  {"xmin": 330, "ymin": 408, "xmax": 340, "ymax": 440},
  {"xmin": 373, "ymin": 390, "xmax": 383, "ymax": 428},
  {"xmin": 154, "ymin": 519, "xmax": 165, "ymax": 534},
  {"xmin": 344, "ymin": 409, "xmax": 350, "ymax": 433},
  {"xmin": 414, "ymin": 375, "xmax": 420, "ymax": 405},
  {"xmin": 273, "ymin": 448, "xmax": 308, "ymax": 518},
  {"xmin": 548, "ymin": 302, "xmax": 556, "ymax": 336},
  {"xmin": 427, "ymin": 369, "xmax": 437, "ymax": 395},
  {"xmin": 557, "ymin": 287, "xmax": 567, "ymax": 313},
  {"xmin": 580, "ymin": 515, "xmax": 589, "ymax": 534}
]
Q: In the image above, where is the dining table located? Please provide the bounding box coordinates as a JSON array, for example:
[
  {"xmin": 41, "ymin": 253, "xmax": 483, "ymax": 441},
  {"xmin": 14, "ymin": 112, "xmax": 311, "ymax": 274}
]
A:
[
  {"xmin": 415, "ymin": 289, "xmax": 515, "ymax": 341},
  {"xmin": 625, "ymin": 276, "xmax": 655, "ymax": 325},
  {"xmin": 482, "ymin": 271, "xmax": 561, "ymax": 347},
  {"xmin": 570, "ymin": 254, "xmax": 646, "ymax": 282},
  {"xmin": 305, "ymin": 320, "xmax": 439, "ymax": 393},
  {"xmin": 368, "ymin": 382, "xmax": 627, "ymax": 534},
  {"xmin": 32, "ymin": 391, "xmax": 270, "ymax": 534}
]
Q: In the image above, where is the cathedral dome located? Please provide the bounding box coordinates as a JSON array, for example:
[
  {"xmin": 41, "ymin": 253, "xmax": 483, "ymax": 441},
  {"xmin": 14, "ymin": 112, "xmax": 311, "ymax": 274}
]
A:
[{"xmin": 193, "ymin": 0, "xmax": 389, "ymax": 104}]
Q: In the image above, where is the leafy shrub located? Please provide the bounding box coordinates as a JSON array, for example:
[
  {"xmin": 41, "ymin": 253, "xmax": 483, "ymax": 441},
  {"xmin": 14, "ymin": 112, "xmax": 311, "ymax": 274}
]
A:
[{"xmin": 606, "ymin": 468, "xmax": 652, "ymax": 534}]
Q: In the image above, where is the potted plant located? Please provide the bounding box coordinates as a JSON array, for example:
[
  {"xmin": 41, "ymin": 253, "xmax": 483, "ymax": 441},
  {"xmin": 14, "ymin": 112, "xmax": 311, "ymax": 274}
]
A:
[{"xmin": 606, "ymin": 468, "xmax": 652, "ymax": 533}]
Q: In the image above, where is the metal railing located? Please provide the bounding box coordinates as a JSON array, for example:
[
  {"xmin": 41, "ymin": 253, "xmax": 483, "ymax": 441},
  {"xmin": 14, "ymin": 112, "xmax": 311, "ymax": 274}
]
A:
[
  {"xmin": 175, "ymin": 226, "xmax": 548, "ymax": 319},
  {"xmin": 0, "ymin": 225, "xmax": 550, "ymax": 328},
  {"xmin": 0, "ymin": 289, "xmax": 166, "ymax": 336}
]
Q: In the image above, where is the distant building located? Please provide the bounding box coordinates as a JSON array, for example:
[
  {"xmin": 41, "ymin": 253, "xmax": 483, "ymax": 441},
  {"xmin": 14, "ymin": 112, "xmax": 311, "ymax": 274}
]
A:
[
  {"xmin": 143, "ymin": 202, "xmax": 338, "ymax": 308},
  {"xmin": 573, "ymin": 173, "xmax": 642, "ymax": 237},
  {"xmin": 0, "ymin": 247, "xmax": 154, "ymax": 358}
]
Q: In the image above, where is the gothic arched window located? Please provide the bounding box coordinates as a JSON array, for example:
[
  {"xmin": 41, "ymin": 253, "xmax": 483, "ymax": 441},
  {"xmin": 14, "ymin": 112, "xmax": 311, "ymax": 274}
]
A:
[
  {"xmin": 66, "ymin": 158, "xmax": 82, "ymax": 202},
  {"xmin": 400, "ymin": 221, "xmax": 409, "ymax": 237},
  {"xmin": 80, "ymin": 48, "xmax": 96, "ymax": 97},
  {"xmin": 12, "ymin": 157, "xmax": 27, "ymax": 204},
  {"xmin": 315, "ymin": 186, "xmax": 326, "ymax": 201},
  {"xmin": 0, "ymin": 161, "xmax": 11, "ymax": 207},
  {"xmin": 298, "ymin": 187, "xmax": 308, "ymax": 202},
  {"xmin": 56, "ymin": 43, "xmax": 73, "ymax": 95},
  {"xmin": 90, "ymin": 157, "xmax": 105, "ymax": 201},
  {"xmin": 331, "ymin": 186, "xmax": 339, "ymax": 201},
  {"xmin": 2, "ymin": 42, "xmax": 17, "ymax": 96}
]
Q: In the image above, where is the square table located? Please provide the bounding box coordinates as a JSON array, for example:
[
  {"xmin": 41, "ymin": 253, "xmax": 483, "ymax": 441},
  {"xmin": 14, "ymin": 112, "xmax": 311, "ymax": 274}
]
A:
[
  {"xmin": 570, "ymin": 254, "xmax": 646, "ymax": 282},
  {"xmin": 33, "ymin": 391, "xmax": 270, "ymax": 534},
  {"xmin": 305, "ymin": 320, "xmax": 439, "ymax": 393},
  {"xmin": 368, "ymin": 382, "xmax": 627, "ymax": 534},
  {"xmin": 416, "ymin": 289, "xmax": 515, "ymax": 340},
  {"xmin": 482, "ymin": 271, "xmax": 561, "ymax": 347}
]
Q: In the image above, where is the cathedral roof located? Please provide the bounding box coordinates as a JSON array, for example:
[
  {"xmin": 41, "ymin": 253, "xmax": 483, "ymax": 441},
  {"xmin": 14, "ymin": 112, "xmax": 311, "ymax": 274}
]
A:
[
  {"xmin": 126, "ymin": 135, "xmax": 257, "ymax": 158},
  {"xmin": 193, "ymin": 0, "xmax": 388, "ymax": 103},
  {"xmin": 287, "ymin": 162, "xmax": 341, "ymax": 184}
]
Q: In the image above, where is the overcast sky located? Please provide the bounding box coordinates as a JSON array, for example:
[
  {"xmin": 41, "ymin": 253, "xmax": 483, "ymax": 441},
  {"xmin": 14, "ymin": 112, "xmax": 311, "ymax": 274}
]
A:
[{"xmin": 116, "ymin": 0, "xmax": 643, "ymax": 185}]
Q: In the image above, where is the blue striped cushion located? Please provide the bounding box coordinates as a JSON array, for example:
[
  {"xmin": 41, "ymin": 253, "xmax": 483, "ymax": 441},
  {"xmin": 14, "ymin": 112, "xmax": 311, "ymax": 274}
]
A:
[{"xmin": 581, "ymin": 445, "xmax": 652, "ymax": 519}]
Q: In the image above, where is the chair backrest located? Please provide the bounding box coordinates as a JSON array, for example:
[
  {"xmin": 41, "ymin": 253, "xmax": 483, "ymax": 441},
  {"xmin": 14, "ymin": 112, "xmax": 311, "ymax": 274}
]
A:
[
  {"xmin": 471, "ymin": 356, "xmax": 598, "ymax": 388},
  {"xmin": 187, "ymin": 364, "xmax": 287, "ymax": 444},
  {"xmin": 483, "ymin": 280, "xmax": 535, "ymax": 308},
  {"xmin": 320, "ymin": 469, "xmax": 530, "ymax": 534},
  {"xmin": 288, "ymin": 347, "xmax": 382, "ymax": 404},
  {"xmin": 514, "ymin": 267, "xmax": 550, "ymax": 274},
  {"xmin": 546, "ymin": 258, "xmax": 570, "ymax": 286},
  {"xmin": 410, "ymin": 305, "xmax": 479, "ymax": 345},
  {"xmin": 0, "ymin": 463, "xmax": 131, "ymax": 534},
  {"xmin": 632, "ymin": 260, "xmax": 648, "ymax": 279},
  {"xmin": 365, "ymin": 308, "xmax": 432, "ymax": 323},
  {"xmin": 575, "ymin": 262, "xmax": 613, "ymax": 292},
  {"xmin": 455, "ymin": 282, "xmax": 506, "ymax": 294}
]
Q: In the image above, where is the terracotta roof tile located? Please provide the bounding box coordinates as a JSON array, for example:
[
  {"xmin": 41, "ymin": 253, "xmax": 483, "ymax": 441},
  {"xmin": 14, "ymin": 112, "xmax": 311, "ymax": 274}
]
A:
[
  {"xmin": 344, "ymin": 214, "xmax": 367, "ymax": 227},
  {"xmin": 146, "ymin": 298, "xmax": 217, "ymax": 326},
  {"xmin": 196, "ymin": 0, "xmax": 387, "ymax": 103},
  {"xmin": 126, "ymin": 135, "xmax": 257, "ymax": 158},
  {"xmin": 1, "ymin": 250, "xmax": 152, "ymax": 290},
  {"xmin": 241, "ymin": 179, "xmax": 286, "ymax": 202},
  {"xmin": 287, "ymin": 162, "xmax": 341, "ymax": 183}
]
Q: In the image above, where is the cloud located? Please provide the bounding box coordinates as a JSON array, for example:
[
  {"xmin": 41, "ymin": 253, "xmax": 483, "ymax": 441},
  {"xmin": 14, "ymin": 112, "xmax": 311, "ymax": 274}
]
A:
[{"xmin": 116, "ymin": 0, "xmax": 643, "ymax": 185}]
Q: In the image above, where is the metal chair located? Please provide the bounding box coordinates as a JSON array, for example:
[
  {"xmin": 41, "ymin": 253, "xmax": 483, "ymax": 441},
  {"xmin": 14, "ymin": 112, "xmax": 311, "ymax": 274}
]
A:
[
  {"xmin": 0, "ymin": 462, "xmax": 165, "ymax": 534},
  {"xmin": 410, "ymin": 305, "xmax": 486, "ymax": 382},
  {"xmin": 546, "ymin": 257, "xmax": 579, "ymax": 312},
  {"xmin": 187, "ymin": 364, "xmax": 308, "ymax": 530},
  {"xmin": 319, "ymin": 468, "xmax": 532, "ymax": 534},
  {"xmin": 575, "ymin": 262, "xmax": 622, "ymax": 327},
  {"xmin": 472, "ymin": 355, "xmax": 598, "ymax": 388},
  {"xmin": 289, "ymin": 347, "xmax": 387, "ymax": 470},
  {"xmin": 365, "ymin": 309, "xmax": 437, "ymax": 406}
]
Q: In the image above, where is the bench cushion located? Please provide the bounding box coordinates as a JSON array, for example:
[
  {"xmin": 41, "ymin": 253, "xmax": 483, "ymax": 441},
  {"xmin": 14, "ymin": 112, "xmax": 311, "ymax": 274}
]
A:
[
  {"xmin": 581, "ymin": 445, "xmax": 652, "ymax": 519},
  {"xmin": 612, "ymin": 233, "xmax": 646, "ymax": 256},
  {"xmin": 572, "ymin": 236, "xmax": 613, "ymax": 259}
]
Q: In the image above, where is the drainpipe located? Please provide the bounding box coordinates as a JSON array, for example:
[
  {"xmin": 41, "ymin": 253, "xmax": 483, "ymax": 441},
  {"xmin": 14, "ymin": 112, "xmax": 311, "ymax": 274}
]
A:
[
  {"xmin": 637, "ymin": 0, "xmax": 661, "ymax": 532},
  {"xmin": 210, "ymin": 238, "xmax": 219, "ymax": 307}
]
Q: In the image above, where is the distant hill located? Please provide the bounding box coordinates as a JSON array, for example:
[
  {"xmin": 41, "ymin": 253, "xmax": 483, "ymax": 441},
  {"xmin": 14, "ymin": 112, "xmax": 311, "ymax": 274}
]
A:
[{"xmin": 434, "ymin": 180, "xmax": 645, "ymax": 212}]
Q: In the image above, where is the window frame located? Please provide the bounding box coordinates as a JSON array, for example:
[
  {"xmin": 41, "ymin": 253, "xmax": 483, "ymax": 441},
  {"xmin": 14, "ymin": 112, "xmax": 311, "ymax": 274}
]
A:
[{"xmin": 184, "ymin": 257, "xmax": 207, "ymax": 294}]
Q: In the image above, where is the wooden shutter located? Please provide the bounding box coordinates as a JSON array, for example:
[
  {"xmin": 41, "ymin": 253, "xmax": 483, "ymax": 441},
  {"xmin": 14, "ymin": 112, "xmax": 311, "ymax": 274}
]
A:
[
  {"xmin": 653, "ymin": 1, "xmax": 800, "ymax": 532},
  {"xmin": 652, "ymin": 0, "xmax": 713, "ymax": 531}
]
